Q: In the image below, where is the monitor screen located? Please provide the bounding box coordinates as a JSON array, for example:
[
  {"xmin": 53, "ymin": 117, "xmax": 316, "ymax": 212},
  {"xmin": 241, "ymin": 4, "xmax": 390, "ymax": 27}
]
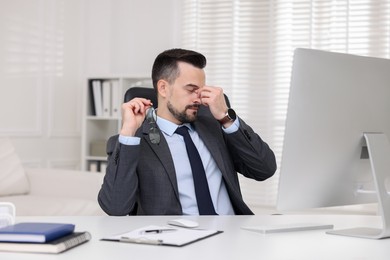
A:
[{"xmin": 277, "ymin": 48, "xmax": 390, "ymax": 212}]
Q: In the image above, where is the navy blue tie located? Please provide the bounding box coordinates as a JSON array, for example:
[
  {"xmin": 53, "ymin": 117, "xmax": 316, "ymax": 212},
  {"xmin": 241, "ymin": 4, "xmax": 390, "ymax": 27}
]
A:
[{"xmin": 175, "ymin": 126, "xmax": 217, "ymax": 215}]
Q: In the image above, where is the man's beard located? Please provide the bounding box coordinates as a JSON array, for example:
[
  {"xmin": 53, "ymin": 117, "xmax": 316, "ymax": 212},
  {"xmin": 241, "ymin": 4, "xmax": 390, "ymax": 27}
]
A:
[{"xmin": 167, "ymin": 101, "xmax": 200, "ymax": 124}]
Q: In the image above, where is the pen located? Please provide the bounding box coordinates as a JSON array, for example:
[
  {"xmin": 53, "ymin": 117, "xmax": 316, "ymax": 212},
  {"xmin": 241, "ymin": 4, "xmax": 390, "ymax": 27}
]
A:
[{"xmin": 142, "ymin": 228, "xmax": 177, "ymax": 234}]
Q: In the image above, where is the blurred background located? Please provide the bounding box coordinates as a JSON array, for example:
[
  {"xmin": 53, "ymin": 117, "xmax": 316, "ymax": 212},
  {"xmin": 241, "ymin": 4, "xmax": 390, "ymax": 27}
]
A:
[{"xmin": 1, "ymin": 0, "xmax": 389, "ymax": 212}]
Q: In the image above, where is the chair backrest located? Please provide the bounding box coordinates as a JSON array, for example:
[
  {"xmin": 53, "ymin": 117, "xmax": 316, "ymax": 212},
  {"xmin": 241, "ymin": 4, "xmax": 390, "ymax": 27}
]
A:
[
  {"xmin": 124, "ymin": 87, "xmax": 158, "ymax": 108},
  {"xmin": 124, "ymin": 87, "xmax": 231, "ymax": 109}
]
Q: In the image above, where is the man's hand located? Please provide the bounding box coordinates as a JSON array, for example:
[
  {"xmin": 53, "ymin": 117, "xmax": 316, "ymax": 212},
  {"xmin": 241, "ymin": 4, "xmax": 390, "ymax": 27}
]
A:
[
  {"xmin": 199, "ymin": 86, "xmax": 231, "ymax": 126},
  {"xmin": 120, "ymin": 98, "xmax": 153, "ymax": 136}
]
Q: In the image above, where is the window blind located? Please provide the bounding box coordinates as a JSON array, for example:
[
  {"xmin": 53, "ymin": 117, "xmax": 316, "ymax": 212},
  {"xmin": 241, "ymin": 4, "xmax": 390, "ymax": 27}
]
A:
[
  {"xmin": 181, "ymin": 0, "xmax": 390, "ymax": 209},
  {"xmin": 2, "ymin": 0, "xmax": 64, "ymax": 77}
]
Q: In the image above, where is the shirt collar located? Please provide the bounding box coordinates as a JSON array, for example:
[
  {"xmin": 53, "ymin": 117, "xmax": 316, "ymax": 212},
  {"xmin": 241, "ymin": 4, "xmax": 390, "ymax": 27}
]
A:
[{"xmin": 156, "ymin": 116, "xmax": 195, "ymax": 137}]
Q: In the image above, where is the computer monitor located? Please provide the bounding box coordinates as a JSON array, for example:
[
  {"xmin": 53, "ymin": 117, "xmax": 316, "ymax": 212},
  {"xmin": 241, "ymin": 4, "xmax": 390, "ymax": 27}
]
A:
[{"xmin": 277, "ymin": 48, "xmax": 390, "ymax": 239}]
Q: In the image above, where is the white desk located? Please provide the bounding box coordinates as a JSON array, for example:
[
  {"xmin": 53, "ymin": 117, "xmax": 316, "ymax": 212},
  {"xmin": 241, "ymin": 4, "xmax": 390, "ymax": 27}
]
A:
[{"xmin": 1, "ymin": 214, "xmax": 389, "ymax": 259}]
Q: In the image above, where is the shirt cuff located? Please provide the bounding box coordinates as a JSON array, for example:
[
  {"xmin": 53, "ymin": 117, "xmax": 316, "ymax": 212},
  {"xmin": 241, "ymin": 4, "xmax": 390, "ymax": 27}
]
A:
[
  {"xmin": 222, "ymin": 118, "xmax": 240, "ymax": 134},
  {"xmin": 119, "ymin": 135, "xmax": 141, "ymax": 145}
]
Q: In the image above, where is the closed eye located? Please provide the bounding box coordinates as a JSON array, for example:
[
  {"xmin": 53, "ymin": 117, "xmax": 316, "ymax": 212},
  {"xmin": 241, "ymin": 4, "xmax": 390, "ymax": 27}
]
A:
[{"xmin": 185, "ymin": 84, "xmax": 199, "ymax": 94}]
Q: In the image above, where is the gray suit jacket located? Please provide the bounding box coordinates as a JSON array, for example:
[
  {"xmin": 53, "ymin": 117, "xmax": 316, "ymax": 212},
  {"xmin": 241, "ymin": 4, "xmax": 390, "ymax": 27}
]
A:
[{"xmin": 98, "ymin": 109, "xmax": 276, "ymax": 215}]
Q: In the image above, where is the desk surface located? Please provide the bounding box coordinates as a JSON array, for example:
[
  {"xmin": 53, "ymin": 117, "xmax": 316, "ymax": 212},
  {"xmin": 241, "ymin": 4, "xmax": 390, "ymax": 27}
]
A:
[{"xmin": 1, "ymin": 214, "xmax": 389, "ymax": 259}]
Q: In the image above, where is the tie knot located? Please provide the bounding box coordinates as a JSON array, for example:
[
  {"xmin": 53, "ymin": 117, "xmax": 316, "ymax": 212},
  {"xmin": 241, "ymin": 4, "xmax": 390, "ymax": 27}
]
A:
[{"xmin": 175, "ymin": 126, "xmax": 190, "ymax": 137}]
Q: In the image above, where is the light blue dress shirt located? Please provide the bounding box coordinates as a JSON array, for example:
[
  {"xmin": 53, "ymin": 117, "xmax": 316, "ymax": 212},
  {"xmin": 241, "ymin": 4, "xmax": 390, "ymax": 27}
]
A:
[{"xmin": 119, "ymin": 113, "xmax": 240, "ymax": 215}]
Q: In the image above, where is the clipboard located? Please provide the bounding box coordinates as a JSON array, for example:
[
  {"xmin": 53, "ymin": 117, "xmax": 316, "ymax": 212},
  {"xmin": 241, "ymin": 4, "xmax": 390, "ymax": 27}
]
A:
[{"xmin": 101, "ymin": 225, "xmax": 223, "ymax": 247}]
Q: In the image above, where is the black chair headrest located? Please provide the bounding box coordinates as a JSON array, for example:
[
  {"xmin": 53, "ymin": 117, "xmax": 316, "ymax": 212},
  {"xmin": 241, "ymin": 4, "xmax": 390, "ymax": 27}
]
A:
[{"xmin": 124, "ymin": 87, "xmax": 158, "ymax": 108}]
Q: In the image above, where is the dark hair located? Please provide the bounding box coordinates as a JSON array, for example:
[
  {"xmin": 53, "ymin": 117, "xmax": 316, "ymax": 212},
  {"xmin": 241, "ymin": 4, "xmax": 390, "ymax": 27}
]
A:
[{"xmin": 151, "ymin": 48, "xmax": 207, "ymax": 89}]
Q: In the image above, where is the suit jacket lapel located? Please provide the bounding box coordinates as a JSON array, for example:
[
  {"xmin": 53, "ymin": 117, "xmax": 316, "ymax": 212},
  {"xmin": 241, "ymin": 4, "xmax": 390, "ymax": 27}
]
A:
[
  {"xmin": 141, "ymin": 123, "xmax": 180, "ymax": 201},
  {"xmin": 194, "ymin": 120, "xmax": 243, "ymax": 205}
]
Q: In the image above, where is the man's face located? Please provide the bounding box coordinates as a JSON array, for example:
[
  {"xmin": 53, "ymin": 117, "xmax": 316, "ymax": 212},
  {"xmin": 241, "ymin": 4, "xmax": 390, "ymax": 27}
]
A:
[{"xmin": 165, "ymin": 62, "xmax": 205, "ymax": 124}]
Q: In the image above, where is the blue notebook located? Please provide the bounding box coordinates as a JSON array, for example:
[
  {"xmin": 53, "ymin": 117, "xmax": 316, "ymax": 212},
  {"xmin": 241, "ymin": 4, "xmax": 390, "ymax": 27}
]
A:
[{"xmin": 0, "ymin": 222, "xmax": 75, "ymax": 243}]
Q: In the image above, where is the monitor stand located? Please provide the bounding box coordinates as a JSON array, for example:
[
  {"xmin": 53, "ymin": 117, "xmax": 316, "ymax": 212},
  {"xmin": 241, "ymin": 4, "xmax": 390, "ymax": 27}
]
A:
[{"xmin": 326, "ymin": 133, "xmax": 390, "ymax": 239}]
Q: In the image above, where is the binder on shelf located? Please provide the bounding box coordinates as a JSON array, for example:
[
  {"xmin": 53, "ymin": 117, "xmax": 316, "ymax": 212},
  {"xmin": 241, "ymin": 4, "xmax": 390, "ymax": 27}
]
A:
[
  {"xmin": 111, "ymin": 80, "xmax": 120, "ymax": 118},
  {"xmin": 89, "ymin": 81, "xmax": 95, "ymax": 115},
  {"xmin": 92, "ymin": 80, "xmax": 103, "ymax": 116},
  {"xmin": 102, "ymin": 80, "xmax": 111, "ymax": 117},
  {"xmin": 0, "ymin": 232, "xmax": 91, "ymax": 254},
  {"xmin": 0, "ymin": 222, "xmax": 75, "ymax": 243}
]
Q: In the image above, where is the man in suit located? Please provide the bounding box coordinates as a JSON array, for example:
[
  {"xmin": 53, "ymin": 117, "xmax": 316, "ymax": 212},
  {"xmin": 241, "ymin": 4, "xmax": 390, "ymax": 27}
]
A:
[{"xmin": 98, "ymin": 48, "xmax": 277, "ymax": 215}]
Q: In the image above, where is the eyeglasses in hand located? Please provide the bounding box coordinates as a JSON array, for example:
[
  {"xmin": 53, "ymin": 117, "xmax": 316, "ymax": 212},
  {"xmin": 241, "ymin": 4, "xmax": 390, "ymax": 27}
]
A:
[{"xmin": 146, "ymin": 107, "xmax": 160, "ymax": 145}]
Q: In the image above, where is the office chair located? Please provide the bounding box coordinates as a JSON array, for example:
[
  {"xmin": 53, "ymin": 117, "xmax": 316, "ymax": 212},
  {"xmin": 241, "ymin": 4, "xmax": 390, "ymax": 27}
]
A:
[
  {"xmin": 124, "ymin": 87, "xmax": 231, "ymax": 111},
  {"xmin": 124, "ymin": 87, "xmax": 158, "ymax": 108}
]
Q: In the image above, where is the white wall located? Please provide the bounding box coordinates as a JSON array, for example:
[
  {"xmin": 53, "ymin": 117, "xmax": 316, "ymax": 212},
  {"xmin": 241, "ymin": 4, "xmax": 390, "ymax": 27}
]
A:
[
  {"xmin": 85, "ymin": 0, "xmax": 181, "ymax": 76},
  {"xmin": 0, "ymin": 0, "xmax": 180, "ymax": 169}
]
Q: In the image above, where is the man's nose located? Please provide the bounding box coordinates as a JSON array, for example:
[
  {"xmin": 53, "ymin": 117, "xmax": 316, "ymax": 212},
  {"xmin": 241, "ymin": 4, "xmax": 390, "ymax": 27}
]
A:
[{"xmin": 194, "ymin": 89, "xmax": 202, "ymax": 103}]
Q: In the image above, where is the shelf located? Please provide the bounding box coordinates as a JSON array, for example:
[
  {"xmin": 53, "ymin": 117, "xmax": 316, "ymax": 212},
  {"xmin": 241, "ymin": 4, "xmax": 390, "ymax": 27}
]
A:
[
  {"xmin": 86, "ymin": 156, "xmax": 107, "ymax": 161},
  {"xmin": 86, "ymin": 116, "xmax": 119, "ymax": 121},
  {"xmin": 81, "ymin": 76, "xmax": 151, "ymax": 172}
]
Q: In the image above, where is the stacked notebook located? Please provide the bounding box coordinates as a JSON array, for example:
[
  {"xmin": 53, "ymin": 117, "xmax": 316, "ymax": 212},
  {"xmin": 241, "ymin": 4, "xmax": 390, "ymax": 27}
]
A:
[{"xmin": 0, "ymin": 222, "xmax": 91, "ymax": 254}]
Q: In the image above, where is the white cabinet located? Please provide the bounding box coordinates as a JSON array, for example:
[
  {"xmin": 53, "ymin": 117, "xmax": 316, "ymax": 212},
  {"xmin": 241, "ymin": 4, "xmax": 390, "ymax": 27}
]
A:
[{"xmin": 81, "ymin": 76, "xmax": 151, "ymax": 171}]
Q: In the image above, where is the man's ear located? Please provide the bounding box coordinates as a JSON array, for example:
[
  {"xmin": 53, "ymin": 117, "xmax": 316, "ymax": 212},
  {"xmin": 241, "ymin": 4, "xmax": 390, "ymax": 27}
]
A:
[{"xmin": 157, "ymin": 79, "xmax": 169, "ymax": 98}]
